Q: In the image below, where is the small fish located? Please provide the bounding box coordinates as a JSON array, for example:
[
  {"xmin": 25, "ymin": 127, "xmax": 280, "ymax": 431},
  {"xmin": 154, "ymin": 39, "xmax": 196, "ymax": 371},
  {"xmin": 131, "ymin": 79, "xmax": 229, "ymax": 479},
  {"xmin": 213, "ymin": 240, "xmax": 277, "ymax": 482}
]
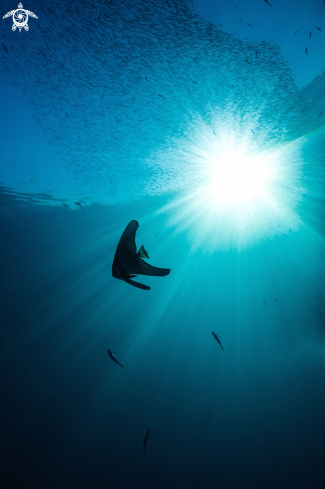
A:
[
  {"xmin": 213, "ymin": 131, "xmax": 216, "ymax": 135},
  {"xmin": 294, "ymin": 30, "xmax": 299, "ymax": 34},
  {"xmin": 107, "ymin": 349, "xmax": 123, "ymax": 368},
  {"xmin": 145, "ymin": 76, "xmax": 147, "ymax": 81},
  {"xmin": 234, "ymin": 6, "xmax": 238, "ymax": 10},
  {"xmin": 212, "ymin": 331, "xmax": 224, "ymax": 351},
  {"xmin": 305, "ymin": 47, "xmax": 308, "ymax": 55},
  {"xmin": 158, "ymin": 94, "xmax": 165, "ymax": 99},
  {"xmin": 232, "ymin": 85, "xmax": 235, "ymax": 88},
  {"xmin": 247, "ymin": 23, "xmax": 252, "ymax": 27},
  {"xmin": 262, "ymin": 299, "xmax": 267, "ymax": 305},
  {"xmin": 274, "ymin": 298, "xmax": 277, "ymax": 302},
  {"xmin": 61, "ymin": 203, "xmax": 70, "ymax": 208},
  {"xmin": 144, "ymin": 428, "xmax": 151, "ymax": 456},
  {"xmin": 309, "ymin": 32, "xmax": 312, "ymax": 39},
  {"xmin": 251, "ymin": 129, "xmax": 255, "ymax": 134},
  {"xmin": 319, "ymin": 111, "xmax": 323, "ymax": 117},
  {"xmin": 193, "ymin": 80, "xmax": 197, "ymax": 84},
  {"xmin": 245, "ymin": 59, "xmax": 251, "ymax": 64},
  {"xmin": 239, "ymin": 18, "xmax": 243, "ymax": 21},
  {"xmin": 317, "ymin": 27, "xmax": 322, "ymax": 32},
  {"xmin": 75, "ymin": 201, "xmax": 84, "ymax": 210},
  {"xmin": 2, "ymin": 43, "xmax": 8, "ymax": 54},
  {"xmin": 264, "ymin": 0, "xmax": 272, "ymax": 6}
]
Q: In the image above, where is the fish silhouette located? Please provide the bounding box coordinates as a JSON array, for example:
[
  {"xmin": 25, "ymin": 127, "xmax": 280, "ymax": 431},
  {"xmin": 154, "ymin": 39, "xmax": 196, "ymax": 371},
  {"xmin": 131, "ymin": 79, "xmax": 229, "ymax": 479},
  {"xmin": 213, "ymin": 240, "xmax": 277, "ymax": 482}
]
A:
[{"xmin": 112, "ymin": 220, "xmax": 170, "ymax": 290}]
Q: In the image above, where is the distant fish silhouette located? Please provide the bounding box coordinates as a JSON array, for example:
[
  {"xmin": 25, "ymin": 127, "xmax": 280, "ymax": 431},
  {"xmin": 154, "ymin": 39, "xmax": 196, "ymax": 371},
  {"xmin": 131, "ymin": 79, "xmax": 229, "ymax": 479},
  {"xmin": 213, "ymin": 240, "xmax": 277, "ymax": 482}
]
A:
[
  {"xmin": 61, "ymin": 203, "xmax": 70, "ymax": 208},
  {"xmin": 75, "ymin": 201, "xmax": 84, "ymax": 210},
  {"xmin": 144, "ymin": 428, "xmax": 151, "ymax": 455},
  {"xmin": 262, "ymin": 299, "xmax": 267, "ymax": 305},
  {"xmin": 2, "ymin": 43, "xmax": 8, "ymax": 54},
  {"xmin": 247, "ymin": 23, "xmax": 252, "ymax": 27},
  {"xmin": 264, "ymin": 0, "xmax": 272, "ymax": 6},
  {"xmin": 319, "ymin": 111, "xmax": 323, "ymax": 117},
  {"xmin": 305, "ymin": 47, "xmax": 308, "ymax": 55},
  {"xmin": 251, "ymin": 129, "xmax": 255, "ymax": 134},
  {"xmin": 294, "ymin": 30, "xmax": 299, "ymax": 34},
  {"xmin": 112, "ymin": 220, "xmax": 170, "ymax": 290},
  {"xmin": 212, "ymin": 331, "xmax": 224, "ymax": 351},
  {"xmin": 107, "ymin": 349, "xmax": 123, "ymax": 368},
  {"xmin": 317, "ymin": 27, "xmax": 322, "ymax": 32},
  {"xmin": 309, "ymin": 32, "xmax": 312, "ymax": 39}
]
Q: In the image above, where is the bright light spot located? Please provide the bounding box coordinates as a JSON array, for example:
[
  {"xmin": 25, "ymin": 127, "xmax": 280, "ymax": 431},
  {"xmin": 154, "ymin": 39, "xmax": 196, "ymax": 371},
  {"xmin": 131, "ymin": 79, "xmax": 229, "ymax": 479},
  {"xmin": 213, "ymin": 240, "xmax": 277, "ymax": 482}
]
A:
[
  {"xmin": 158, "ymin": 130, "xmax": 305, "ymax": 251},
  {"xmin": 203, "ymin": 149, "xmax": 270, "ymax": 204}
]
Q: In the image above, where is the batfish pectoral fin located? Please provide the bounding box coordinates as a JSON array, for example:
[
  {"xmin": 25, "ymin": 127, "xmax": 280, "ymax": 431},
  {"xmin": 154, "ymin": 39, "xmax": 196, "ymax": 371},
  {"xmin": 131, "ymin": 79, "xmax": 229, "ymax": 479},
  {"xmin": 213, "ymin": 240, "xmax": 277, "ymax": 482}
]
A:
[
  {"xmin": 137, "ymin": 245, "xmax": 150, "ymax": 259},
  {"xmin": 124, "ymin": 277, "xmax": 151, "ymax": 290}
]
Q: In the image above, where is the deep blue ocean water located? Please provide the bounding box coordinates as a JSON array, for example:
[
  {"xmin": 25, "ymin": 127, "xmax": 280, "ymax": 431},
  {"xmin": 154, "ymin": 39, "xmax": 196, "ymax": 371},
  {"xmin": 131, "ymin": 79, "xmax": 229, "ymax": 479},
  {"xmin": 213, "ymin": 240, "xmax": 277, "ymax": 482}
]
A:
[{"xmin": 1, "ymin": 1, "xmax": 325, "ymax": 488}]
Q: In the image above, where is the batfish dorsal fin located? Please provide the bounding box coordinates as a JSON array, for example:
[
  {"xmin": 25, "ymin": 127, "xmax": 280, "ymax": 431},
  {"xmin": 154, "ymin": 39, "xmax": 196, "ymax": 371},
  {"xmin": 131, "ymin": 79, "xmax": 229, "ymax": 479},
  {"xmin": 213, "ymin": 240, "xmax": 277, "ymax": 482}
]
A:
[
  {"xmin": 137, "ymin": 245, "xmax": 150, "ymax": 259},
  {"xmin": 117, "ymin": 220, "xmax": 138, "ymax": 257}
]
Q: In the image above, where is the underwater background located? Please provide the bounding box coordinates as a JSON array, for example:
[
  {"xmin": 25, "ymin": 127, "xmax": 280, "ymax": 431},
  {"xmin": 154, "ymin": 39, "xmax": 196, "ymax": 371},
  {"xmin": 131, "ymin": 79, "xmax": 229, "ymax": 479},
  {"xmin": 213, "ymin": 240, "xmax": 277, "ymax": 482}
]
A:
[{"xmin": 1, "ymin": 0, "xmax": 325, "ymax": 488}]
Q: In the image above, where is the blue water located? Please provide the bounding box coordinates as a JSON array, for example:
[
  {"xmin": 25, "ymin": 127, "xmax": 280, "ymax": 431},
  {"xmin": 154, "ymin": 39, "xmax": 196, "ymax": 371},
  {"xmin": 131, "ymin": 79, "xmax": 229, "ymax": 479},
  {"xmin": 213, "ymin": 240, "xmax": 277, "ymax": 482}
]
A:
[{"xmin": 1, "ymin": 0, "xmax": 325, "ymax": 488}]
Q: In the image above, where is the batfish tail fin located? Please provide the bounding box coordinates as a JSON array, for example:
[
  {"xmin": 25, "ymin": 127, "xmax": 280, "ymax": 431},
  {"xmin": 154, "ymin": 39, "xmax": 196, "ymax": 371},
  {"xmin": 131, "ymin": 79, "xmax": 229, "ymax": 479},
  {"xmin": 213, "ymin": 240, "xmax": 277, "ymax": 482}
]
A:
[{"xmin": 137, "ymin": 245, "xmax": 150, "ymax": 259}]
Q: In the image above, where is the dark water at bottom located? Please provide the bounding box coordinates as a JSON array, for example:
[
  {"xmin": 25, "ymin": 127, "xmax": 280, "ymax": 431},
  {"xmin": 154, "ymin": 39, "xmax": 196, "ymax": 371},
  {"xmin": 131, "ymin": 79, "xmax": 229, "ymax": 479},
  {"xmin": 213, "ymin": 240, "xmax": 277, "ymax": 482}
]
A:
[{"xmin": 1, "ymin": 189, "xmax": 325, "ymax": 489}]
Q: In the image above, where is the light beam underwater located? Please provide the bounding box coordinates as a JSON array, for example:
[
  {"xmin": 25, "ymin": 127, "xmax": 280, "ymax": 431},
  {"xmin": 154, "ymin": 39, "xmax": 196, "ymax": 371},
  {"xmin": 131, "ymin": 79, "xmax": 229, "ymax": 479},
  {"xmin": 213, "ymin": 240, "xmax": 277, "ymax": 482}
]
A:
[{"xmin": 158, "ymin": 134, "xmax": 307, "ymax": 251}]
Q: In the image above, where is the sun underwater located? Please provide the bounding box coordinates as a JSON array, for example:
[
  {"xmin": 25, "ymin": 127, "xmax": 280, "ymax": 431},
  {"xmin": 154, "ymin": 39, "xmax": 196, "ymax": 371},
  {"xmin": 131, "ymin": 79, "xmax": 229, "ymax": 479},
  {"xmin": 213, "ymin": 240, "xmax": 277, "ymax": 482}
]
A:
[{"xmin": 158, "ymin": 126, "xmax": 306, "ymax": 252}]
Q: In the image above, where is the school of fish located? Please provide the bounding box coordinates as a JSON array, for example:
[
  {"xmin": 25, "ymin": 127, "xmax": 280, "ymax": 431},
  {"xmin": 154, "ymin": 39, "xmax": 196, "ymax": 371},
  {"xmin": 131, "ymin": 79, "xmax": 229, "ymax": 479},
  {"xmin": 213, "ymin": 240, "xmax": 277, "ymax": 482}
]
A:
[{"xmin": 0, "ymin": 0, "xmax": 320, "ymax": 205}]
